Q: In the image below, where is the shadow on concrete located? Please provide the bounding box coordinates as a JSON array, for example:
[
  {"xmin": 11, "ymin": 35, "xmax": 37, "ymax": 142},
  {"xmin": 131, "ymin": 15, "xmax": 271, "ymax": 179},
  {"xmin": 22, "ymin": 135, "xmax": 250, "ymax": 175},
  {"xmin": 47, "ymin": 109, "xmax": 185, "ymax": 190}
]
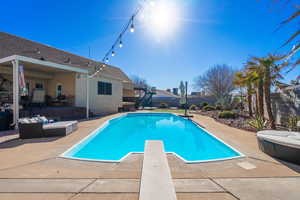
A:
[
  {"xmin": 276, "ymin": 159, "xmax": 300, "ymax": 174},
  {"xmin": 0, "ymin": 137, "xmax": 61, "ymax": 149}
]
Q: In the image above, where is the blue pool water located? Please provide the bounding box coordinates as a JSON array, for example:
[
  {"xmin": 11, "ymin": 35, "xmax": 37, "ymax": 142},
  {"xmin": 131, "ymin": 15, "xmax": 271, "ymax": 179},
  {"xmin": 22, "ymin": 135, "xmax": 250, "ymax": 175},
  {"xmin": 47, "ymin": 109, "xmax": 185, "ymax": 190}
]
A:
[{"xmin": 62, "ymin": 113, "xmax": 242, "ymax": 162}]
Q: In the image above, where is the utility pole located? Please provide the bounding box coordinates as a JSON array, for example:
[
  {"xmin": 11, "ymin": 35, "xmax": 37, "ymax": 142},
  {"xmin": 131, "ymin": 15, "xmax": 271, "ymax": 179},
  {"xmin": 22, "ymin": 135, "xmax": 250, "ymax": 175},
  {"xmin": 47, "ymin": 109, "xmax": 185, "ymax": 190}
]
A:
[{"xmin": 185, "ymin": 81, "xmax": 188, "ymax": 117}]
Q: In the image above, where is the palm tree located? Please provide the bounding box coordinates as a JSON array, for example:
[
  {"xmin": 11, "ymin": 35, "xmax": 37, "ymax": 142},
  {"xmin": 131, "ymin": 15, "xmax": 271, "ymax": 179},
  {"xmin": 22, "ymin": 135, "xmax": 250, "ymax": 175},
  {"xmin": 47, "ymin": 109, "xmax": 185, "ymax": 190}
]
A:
[
  {"xmin": 252, "ymin": 54, "xmax": 286, "ymax": 129},
  {"xmin": 246, "ymin": 59, "xmax": 265, "ymax": 117},
  {"xmin": 234, "ymin": 71, "xmax": 254, "ymax": 117},
  {"xmin": 277, "ymin": 3, "xmax": 300, "ymax": 68}
]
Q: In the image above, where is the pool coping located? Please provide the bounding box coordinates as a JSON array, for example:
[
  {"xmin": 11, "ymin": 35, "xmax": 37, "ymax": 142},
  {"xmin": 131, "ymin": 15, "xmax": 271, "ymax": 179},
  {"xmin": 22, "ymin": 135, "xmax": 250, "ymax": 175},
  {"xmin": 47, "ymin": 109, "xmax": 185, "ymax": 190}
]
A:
[{"xmin": 60, "ymin": 113, "xmax": 246, "ymax": 164}]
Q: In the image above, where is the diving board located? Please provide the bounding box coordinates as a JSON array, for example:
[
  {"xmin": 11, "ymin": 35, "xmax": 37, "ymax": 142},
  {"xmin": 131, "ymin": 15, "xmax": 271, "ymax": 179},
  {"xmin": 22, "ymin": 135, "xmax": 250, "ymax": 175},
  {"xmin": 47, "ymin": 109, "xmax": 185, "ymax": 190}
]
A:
[{"xmin": 139, "ymin": 140, "xmax": 177, "ymax": 200}]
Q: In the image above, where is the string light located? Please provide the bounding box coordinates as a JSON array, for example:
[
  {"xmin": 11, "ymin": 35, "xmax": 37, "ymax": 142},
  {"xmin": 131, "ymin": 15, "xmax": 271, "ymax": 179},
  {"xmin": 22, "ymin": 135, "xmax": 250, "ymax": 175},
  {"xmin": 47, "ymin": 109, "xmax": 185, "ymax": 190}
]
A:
[
  {"xmin": 90, "ymin": 0, "xmax": 149, "ymax": 78},
  {"xmin": 130, "ymin": 18, "xmax": 135, "ymax": 33},
  {"xmin": 130, "ymin": 24, "xmax": 135, "ymax": 33}
]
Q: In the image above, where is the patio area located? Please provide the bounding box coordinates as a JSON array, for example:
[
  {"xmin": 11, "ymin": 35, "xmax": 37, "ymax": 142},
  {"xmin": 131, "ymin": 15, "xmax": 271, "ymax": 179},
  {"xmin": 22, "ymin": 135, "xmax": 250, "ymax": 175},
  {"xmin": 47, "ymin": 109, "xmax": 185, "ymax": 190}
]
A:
[{"xmin": 0, "ymin": 113, "xmax": 300, "ymax": 200}]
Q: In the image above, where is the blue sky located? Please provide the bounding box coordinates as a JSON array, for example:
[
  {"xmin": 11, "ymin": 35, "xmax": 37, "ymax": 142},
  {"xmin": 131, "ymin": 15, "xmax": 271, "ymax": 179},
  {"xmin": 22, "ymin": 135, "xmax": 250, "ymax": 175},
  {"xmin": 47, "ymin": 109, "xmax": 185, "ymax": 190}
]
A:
[{"xmin": 0, "ymin": 0, "xmax": 299, "ymax": 92}]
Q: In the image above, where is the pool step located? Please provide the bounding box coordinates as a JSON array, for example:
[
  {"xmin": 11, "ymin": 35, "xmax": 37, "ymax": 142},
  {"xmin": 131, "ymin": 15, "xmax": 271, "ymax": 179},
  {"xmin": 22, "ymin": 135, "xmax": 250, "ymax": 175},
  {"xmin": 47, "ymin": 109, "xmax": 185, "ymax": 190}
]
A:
[{"xmin": 139, "ymin": 140, "xmax": 177, "ymax": 200}]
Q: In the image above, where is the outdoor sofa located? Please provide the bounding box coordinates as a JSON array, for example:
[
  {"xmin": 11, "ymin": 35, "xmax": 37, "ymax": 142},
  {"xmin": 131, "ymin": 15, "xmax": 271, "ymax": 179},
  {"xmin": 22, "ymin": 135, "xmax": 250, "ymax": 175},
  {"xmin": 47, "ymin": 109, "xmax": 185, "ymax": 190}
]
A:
[
  {"xmin": 257, "ymin": 130, "xmax": 300, "ymax": 165},
  {"xmin": 18, "ymin": 117, "xmax": 78, "ymax": 139}
]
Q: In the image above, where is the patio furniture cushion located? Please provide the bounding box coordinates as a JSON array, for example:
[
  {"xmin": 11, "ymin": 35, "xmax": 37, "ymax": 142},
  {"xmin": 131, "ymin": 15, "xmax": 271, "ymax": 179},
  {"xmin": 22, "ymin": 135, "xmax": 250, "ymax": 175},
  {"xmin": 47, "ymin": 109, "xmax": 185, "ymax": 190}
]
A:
[
  {"xmin": 257, "ymin": 131, "xmax": 300, "ymax": 149},
  {"xmin": 32, "ymin": 89, "xmax": 45, "ymax": 104},
  {"xmin": 43, "ymin": 121, "xmax": 78, "ymax": 137},
  {"xmin": 257, "ymin": 130, "xmax": 300, "ymax": 165}
]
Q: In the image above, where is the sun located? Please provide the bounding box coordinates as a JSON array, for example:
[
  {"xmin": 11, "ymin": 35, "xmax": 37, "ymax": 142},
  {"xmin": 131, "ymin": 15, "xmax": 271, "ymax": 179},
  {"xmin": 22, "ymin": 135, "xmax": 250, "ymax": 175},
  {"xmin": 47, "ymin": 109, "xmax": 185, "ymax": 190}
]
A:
[{"xmin": 140, "ymin": 0, "xmax": 180, "ymax": 39}]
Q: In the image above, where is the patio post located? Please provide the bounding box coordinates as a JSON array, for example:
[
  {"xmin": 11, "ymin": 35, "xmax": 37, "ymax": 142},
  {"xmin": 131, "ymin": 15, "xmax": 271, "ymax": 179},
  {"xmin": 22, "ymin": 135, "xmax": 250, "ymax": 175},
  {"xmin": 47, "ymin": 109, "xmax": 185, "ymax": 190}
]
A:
[
  {"xmin": 86, "ymin": 74, "xmax": 89, "ymax": 119},
  {"xmin": 12, "ymin": 59, "xmax": 19, "ymax": 129}
]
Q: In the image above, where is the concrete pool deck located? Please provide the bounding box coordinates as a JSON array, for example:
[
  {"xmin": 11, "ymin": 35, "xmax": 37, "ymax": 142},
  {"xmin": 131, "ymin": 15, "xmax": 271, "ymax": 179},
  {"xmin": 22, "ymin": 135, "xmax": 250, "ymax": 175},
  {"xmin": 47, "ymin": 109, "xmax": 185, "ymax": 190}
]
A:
[{"xmin": 0, "ymin": 112, "xmax": 300, "ymax": 200}]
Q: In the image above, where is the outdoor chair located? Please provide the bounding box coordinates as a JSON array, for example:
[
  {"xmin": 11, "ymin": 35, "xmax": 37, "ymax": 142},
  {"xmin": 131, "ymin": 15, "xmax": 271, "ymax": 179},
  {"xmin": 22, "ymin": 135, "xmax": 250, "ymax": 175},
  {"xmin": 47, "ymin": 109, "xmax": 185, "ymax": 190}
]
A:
[
  {"xmin": 51, "ymin": 95, "xmax": 68, "ymax": 106},
  {"xmin": 31, "ymin": 89, "xmax": 46, "ymax": 106},
  {"xmin": 18, "ymin": 117, "xmax": 78, "ymax": 139}
]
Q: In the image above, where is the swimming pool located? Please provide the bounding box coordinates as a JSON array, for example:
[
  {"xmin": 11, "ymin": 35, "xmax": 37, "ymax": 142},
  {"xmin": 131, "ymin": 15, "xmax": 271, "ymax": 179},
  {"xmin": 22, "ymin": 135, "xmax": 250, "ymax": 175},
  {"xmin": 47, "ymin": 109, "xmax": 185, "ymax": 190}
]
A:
[{"xmin": 61, "ymin": 113, "xmax": 244, "ymax": 163}]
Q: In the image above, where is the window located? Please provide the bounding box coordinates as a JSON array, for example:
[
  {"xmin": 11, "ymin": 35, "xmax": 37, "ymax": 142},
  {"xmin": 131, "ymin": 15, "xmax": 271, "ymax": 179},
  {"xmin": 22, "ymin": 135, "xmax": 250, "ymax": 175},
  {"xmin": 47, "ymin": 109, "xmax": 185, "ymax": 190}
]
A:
[
  {"xmin": 98, "ymin": 81, "xmax": 112, "ymax": 95},
  {"xmin": 35, "ymin": 82, "xmax": 43, "ymax": 89},
  {"xmin": 56, "ymin": 84, "xmax": 63, "ymax": 97}
]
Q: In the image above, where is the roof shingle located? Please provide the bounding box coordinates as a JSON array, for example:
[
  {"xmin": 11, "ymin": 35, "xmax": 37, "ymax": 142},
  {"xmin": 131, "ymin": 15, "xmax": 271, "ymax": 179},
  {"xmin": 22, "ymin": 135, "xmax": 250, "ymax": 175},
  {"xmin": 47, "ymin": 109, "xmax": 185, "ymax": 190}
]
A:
[{"xmin": 0, "ymin": 32, "xmax": 132, "ymax": 83}]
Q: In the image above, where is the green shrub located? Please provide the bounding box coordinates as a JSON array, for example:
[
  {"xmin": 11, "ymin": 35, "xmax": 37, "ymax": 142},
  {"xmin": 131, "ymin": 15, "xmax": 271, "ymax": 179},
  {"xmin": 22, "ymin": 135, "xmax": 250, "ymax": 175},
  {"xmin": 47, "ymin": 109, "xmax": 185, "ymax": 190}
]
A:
[
  {"xmin": 287, "ymin": 115, "xmax": 300, "ymax": 131},
  {"xmin": 178, "ymin": 103, "xmax": 183, "ymax": 109},
  {"xmin": 202, "ymin": 105, "xmax": 215, "ymax": 111},
  {"xmin": 189, "ymin": 104, "xmax": 198, "ymax": 110},
  {"xmin": 216, "ymin": 95, "xmax": 239, "ymax": 111},
  {"xmin": 248, "ymin": 115, "xmax": 267, "ymax": 131},
  {"xmin": 159, "ymin": 103, "xmax": 168, "ymax": 108},
  {"xmin": 198, "ymin": 102, "xmax": 208, "ymax": 109},
  {"xmin": 218, "ymin": 111, "xmax": 237, "ymax": 119},
  {"xmin": 215, "ymin": 103, "xmax": 222, "ymax": 110}
]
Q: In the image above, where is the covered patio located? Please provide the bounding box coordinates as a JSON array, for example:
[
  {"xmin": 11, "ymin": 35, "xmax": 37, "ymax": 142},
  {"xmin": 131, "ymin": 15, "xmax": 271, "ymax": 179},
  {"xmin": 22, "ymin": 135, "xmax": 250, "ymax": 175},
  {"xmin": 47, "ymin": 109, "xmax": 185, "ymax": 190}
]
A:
[{"xmin": 0, "ymin": 55, "xmax": 89, "ymax": 129}]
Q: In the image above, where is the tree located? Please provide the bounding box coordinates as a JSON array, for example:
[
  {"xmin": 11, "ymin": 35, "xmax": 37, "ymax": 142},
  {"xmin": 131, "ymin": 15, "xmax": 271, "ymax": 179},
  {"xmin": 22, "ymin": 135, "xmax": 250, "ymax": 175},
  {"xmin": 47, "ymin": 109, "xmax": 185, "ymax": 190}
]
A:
[
  {"xmin": 130, "ymin": 75, "xmax": 148, "ymax": 89},
  {"xmin": 280, "ymin": 5, "xmax": 300, "ymax": 69},
  {"xmin": 252, "ymin": 54, "xmax": 286, "ymax": 129},
  {"xmin": 179, "ymin": 81, "xmax": 185, "ymax": 97},
  {"xmin": 269, "ymin": 1, "xmax": 300, "ymax": 68},
  {"xmin": 130, "ymin": 75, "xmax": 149, "ymax": 97},
  {"xmin": 194, "ymin": 64, "xmax": 236, "ymax": 101},
  {"xmin": 246, "ymin": 59, "xmax": 265, "ymax": 117},
  {"xmin": 234, "ymin": 71, "xmax": 254, "ymax": 117}
]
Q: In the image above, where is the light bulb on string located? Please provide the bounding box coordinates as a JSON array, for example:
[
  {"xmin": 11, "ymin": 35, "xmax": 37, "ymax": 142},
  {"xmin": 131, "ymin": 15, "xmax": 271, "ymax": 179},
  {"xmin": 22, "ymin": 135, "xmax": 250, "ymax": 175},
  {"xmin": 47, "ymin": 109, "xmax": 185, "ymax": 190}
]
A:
[
  {"xmin": 119, "ymin": 40, "xmax": 123, "ymax": 48},
  {"xmin": 105, "ymin": 57, "xmax": 109, "ymax": 63},
  {"xmin": 111, "ymin": 51, "xmax": 115, "ymax": 57},
  {"xmin": 130, "ymin": 22, "xmax": 135, "ymax": 33}
]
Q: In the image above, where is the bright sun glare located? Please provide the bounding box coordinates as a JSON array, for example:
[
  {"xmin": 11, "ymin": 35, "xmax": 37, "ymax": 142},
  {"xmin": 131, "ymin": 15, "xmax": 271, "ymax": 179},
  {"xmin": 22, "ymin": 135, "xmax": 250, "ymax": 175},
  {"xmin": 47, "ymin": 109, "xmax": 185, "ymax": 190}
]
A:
[{"xmin": 140, "ymin": 0, "xmax": 180, "ymax": 39}]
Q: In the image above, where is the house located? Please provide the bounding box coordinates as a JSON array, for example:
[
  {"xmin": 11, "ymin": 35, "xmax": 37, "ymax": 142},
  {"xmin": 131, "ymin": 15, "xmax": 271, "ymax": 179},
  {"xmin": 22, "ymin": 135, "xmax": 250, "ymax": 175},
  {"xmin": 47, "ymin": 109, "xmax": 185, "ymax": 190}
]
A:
[
  {"xmin": 152, "ymin": 89, "xmax": 180, "ymax": 107},
  {"xmin": 190, "ymin": 92, "xmax": 202, "ymax": 97},
  {"xmin": 0, "ymin": 32, "xmax": 135, "ymax": 125},
  {"xmin": 152, "ymin": 89, "xmax": 217, "ymax": 108}
]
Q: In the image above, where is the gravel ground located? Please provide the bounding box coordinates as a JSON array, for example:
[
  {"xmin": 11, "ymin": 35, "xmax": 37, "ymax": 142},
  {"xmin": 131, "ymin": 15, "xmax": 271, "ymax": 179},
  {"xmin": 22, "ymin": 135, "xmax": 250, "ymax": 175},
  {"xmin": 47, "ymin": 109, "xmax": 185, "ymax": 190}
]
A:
[{"xmin": 194, "ymin": 110, "xmax": 257, "ymax": 132}]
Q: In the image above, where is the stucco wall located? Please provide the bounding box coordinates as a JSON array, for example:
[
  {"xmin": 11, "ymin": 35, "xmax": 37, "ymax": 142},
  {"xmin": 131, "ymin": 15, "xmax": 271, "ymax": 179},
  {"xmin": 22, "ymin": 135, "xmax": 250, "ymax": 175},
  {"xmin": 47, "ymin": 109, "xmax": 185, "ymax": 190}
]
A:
[
  {"xmin": 75, "ymin": 75, "xmax": 123, "ymax": 115},
  {"xmin": 0, "ymin": 67, "xmax": 75, "ymax": 101},
  {"xmin": 47, "ymin": 72, "xmax": 76, "ymax": 98},
  {"xmin": 123, "ymin": 88, "xmax": 135, "ymax": 97},
  {"xmin": 0, "ymin": 68, "xmax": 49, "ymax": 96}
]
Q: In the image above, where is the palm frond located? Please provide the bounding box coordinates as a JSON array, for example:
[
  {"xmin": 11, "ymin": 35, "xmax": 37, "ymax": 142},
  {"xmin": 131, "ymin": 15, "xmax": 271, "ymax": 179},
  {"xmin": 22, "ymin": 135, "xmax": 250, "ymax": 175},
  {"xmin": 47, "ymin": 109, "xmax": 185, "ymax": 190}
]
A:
[
  {"xmin": 285, "ymin": 43, "xmax": 300, "ymax": 60},
  {"xmin": 293, "ymin": 58, "xmax": 300, "ymax": 67},
  {"xmin": 277, "ymin": 61, "xmax": 290, "ymax": 71},
  {"xmin": 281, "ymin": 6, "xmax": 300, "ymax": 25},
  {"xmin": 282, "ymin": 30, "xmax": 300, "ymax": 46}
]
